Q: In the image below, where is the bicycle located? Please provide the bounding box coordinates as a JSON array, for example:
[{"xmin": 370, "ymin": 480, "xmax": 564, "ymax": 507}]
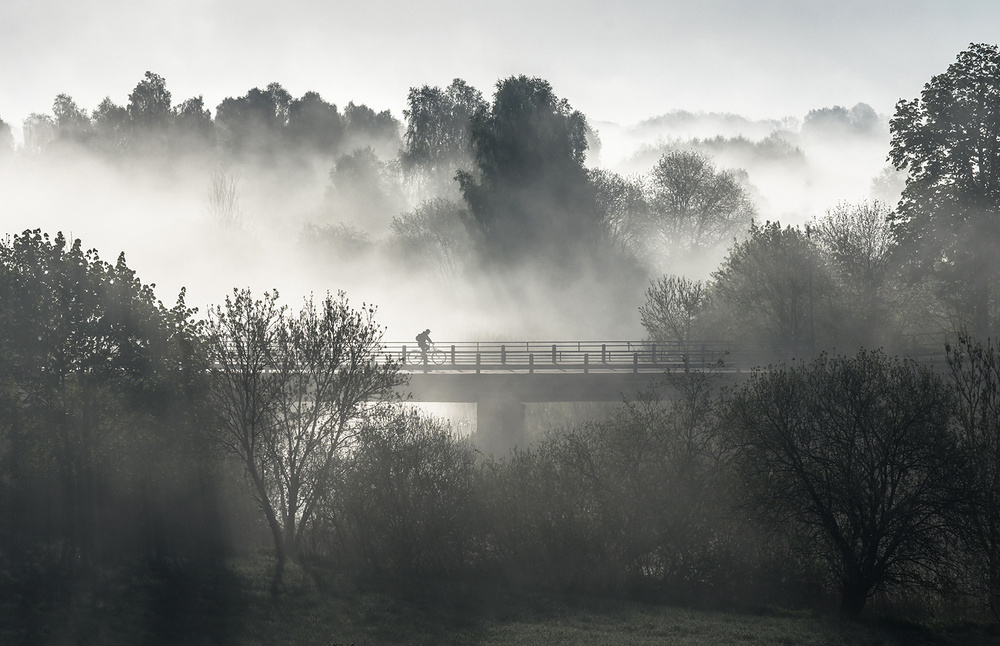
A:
[{"xmin": 406, "ymin": 344, "xmax": 447, "ymax": 366}]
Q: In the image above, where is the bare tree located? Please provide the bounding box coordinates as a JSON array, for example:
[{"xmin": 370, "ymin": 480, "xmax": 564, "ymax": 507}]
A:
[
  {"xmin": 207, "ymin": 169, "xmax": 243, "ymax": 229},
  {"xmin": 206, "ymin": 289, "xmax": 404, "ymax": 590},
  {"xmin": 639, "ymin": 274, "xmax": 710, "ymax": 346}
]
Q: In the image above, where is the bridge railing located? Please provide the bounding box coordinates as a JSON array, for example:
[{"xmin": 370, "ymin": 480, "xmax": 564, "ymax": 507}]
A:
[{"xmin": 379, "ymin": 340, "xmax": 732, "ymax": 373}]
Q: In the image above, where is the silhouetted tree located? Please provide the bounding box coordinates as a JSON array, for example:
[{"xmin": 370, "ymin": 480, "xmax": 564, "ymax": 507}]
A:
[
  {"xmin": 0, "ymin": 230, "xmax": 214, "ymax": 567},
  {"xmin": 325, "ymin": 147, "xmax": 404, "ymax": 229},
  {"xmin": 640, "ymin": 275, "xmax": 710, "ymax": 345},
  {"xmin": 401, "ymin": 79, "xmax": 485, "ymax": 193},
  {"xmin": 52, "ymin": 94, "xmax": 91, "ymax": 145},
  {"xmin": 215, "ymin": 84, "xmax": 291, "ymax": 158},
  {"xmin": 205, "ymin": 289, "xmax": 403, "ymax": 590},
  {"xmin": 287, "ymin": 91, "xmax": 345, "ymax": 157},
  {"xmin": 0, "ymin": 117, "xmax": 12, "ymax": 156},
  {"xmin": 91, "ymin": 97, "xmax": 128, "ymax": 153},
  {"xmin": 803, "ymin": 103, "xmax": 881, "ymax": 137},
  {"xmin": 456, "ymin": 75, "xmax": 601, "ymax": 265},
  {"xmin": 127, "ymin": 71, "xmax": 173, "ymax": 154},
  {"xmin": 946, "ymin": 333, "xmax": 1000, "ymax": 617},
  {"xmin": 889, "ymin": 42, "xmax": 1000, "ymax": 340},
  {"xmin": 726, "ymin": 350, "xmax": 962, "ymax": 616},
  {"xmin": 22, "ymin": 113, "xmax": 55, "ymax": 154},
  {"xmin": 343, "ymin": 102, "xmax": 401, "ymax": 158},
  {"xmin": 811, "ymin": 201, "xmax": 901, "ymax": 349},
  {"xmin": 173, "ymin": 95, "xmax": 214, "ymax": 153},
  {"xmin": 710, "ymin": 221, "xmax": 833, "ymax": 357}
]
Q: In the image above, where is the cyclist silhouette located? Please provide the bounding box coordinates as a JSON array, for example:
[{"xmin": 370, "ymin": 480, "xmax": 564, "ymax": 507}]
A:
[{"xmin": 415, "ymin": 329, "xmax": 432, "ymax": 361}]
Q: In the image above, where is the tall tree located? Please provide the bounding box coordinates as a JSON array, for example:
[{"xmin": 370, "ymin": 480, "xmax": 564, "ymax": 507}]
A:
[
  {"xmin": 889, "ymin": 42, "xmax": 1000, "ymax": 340},
  {"xmin": 456, "ymin": 75, "xmax": 601, "ymax": 264},
  {"xmin": 287, "ymin": 91, "xmax": 345, "ymax": 156}
]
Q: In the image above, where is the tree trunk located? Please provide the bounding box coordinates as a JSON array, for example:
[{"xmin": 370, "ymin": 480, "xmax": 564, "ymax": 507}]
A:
[{"xmin": 839, "ymin": 577, "xmax": 870, "ymax": 617}]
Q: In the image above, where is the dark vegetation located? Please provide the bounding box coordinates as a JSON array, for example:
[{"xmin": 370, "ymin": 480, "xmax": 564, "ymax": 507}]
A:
[{"xmin": 2, "ymin": 43, "xmax": 1000, "ymax": 643}]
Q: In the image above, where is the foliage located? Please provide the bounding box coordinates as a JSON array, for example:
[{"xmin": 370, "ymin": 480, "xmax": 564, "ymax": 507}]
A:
[
  {"xmin": 710, "ymin": 221, "xmax": 834, "ymax": 357},
  {"xmin": 0, "ymin": 229, "xmax": 216, "ymax": 568},
  {"xmin": 318, "ymin": 407, "xmax": 480, "ymax": 583},
  {"xmin": 401, "ymin": 79, "xmax": 485, "ymax": 194},
  {"xmin": 589, "ymin": 168, "xmax": 649, "ymax": 256},
  {"xmin": 726, "ymin": 350, "xmax": 963, "ymax": 615},
  {"xmin": 889, "ymin": 42, "xmax": 1000, "ymax": 339},
  {"xmin": 387, "ymin": 198, "xmax": 473, "ymax": 276},
  {"xmin": 456, "ymin": 75, "xmax": 602, "ymax": 265}
]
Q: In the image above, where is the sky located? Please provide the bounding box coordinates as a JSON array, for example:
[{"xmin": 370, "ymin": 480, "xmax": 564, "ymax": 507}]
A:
[{"xmin": 3, "ymin": 0, "xmax": 1000, "ymax": 133}]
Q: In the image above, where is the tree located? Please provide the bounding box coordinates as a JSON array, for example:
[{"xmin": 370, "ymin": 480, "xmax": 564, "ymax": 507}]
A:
[
  {"xmin": 215, "ymin": 84, "xmax": 291, "ymax": 158},
  {"xmin": 0, "ymin": 117, "xmax": 12, "ymax": 157},
  {"xmin": 889, "ymin": 43, "xmax": 1000, "ymax": 340},
  {"xmin": 22, "ymin": 113, "xmax": 55, "ymax": 154},
  {"xmin": 52, "ymin": 94, "xmax": 91, "ymax": 145},
  {"xmin": 710, "ymin": 221, "xmax": 832, "ymax": 357},
  {"xmin": 173, "ymin": 96, "xmax": 214, "ymax": 152},
  {"xmin": 343, "ymin": 102, "xmax": 401, "ymax": 158},
  {"xmin": 811, "ymin": 201, "xmax": 900, "ymax": 348},
  {"xmin": 646, "ymin": 150, "xmax": 755, "ymax": 267},
  {"xmin": 946, "ymin": 333, "xmax": 1000, "ymax": 617},
  {"xmin": 205, "ymin": 289, "xmax": 403, "ymax": 589},
  {"xmin": 91, "ymin": 97, "xmax": 129, "ymax": 153},
  {"xmin": 401, "ymin": 79, "xmax": 485, "ymax": 193},
  {"xmin": 324, "ymin": 147, "xmax": 404, "ymax": 230},
  {"xmin": 589, "ymin": 168, "xmax": 649, "ymax": 256},
  {"xmin": 456, "ymin": 75, "xmax": 601, "ymax": 265},
  {"xmin": 287, "ymin": 91, "xmax": 345, "ymax": 157},
  {"xmin": 388, "ymin": 198, "xmax": 473, "ymax": 276},
  {"xmin": 128, "ymin": 71, "xmax": 172, "ymax": 126},
  {"xmin": 639, "ymin": 275, "xmax": 710, "ymax": 346},
  {"xmin": 726, "ymin": 350, "xmax": 962, "ymax": 616},
  {"xmin": 0, "ymin": 230, "xmax": 213, "ymax": 566}
]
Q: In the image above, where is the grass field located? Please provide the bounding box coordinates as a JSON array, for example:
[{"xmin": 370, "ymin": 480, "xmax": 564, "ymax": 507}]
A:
[{"xmin": 5, "ymin": 557, "xmax": 1000, "ymax": 645}]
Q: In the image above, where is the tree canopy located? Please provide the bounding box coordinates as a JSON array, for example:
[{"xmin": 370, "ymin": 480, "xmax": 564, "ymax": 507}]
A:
[{"xmin": 889, "ymin": 42, "xmax": 1000, "ymax": 339}]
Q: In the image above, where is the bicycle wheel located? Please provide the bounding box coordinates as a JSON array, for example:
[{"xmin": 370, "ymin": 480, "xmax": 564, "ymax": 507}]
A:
[
  {"xmin": 430, "ymin": 348, "xmax": 447, "ymax": 365},
  {"xmin": 406, "ymin": 349, "xmax": 425, "ymax": 365}
]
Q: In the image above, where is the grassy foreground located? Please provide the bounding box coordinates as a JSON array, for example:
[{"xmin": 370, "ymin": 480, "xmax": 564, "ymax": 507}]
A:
[{"xmin": 4, "ymin": 557, "xmax": 1000, "ymax": 645}]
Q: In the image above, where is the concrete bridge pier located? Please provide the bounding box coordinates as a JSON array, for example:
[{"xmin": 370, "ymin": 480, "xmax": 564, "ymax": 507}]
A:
[{"xmin": 476, "ymin": 397, "xmax": 526, "ymax": 455}]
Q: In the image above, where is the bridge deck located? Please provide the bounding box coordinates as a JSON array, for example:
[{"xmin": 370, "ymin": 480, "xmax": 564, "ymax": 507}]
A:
[{"xmin": 382, "ymin": 340, "xmax": 731, "ymax": 374}]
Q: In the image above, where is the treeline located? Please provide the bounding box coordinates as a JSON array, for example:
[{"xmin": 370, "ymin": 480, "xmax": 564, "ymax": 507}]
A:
[{"xmin": 4, "ymin": 228, "xmax": 1000, "ymax": 625}]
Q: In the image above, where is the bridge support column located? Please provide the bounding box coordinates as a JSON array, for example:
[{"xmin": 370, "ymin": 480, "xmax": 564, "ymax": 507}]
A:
[{"xmin": 476, "ymin": 398, "xmax": 526, "ymax": 455}]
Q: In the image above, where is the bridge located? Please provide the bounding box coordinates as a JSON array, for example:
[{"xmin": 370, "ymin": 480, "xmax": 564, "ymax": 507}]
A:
[{"xmin": 381, "ymin": 340, "xmax": 735, "ymax": 452}]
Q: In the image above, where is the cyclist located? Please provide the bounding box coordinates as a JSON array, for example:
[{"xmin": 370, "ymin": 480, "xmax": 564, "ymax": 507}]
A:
[{"xmin": 415, "ymin": 329, "xmax": 432, "ymax": 362}]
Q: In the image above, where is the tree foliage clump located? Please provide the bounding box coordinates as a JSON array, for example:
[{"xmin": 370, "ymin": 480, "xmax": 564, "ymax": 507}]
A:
[
  {"xmin": 726, "ymin": 350, "xmax": 962, "ymax": 616},
  {"xmin": 456, "ymin": 75, "xmax": 602, "ymax": 266},
  {"xmin": 0, "ymin": 229, "xmax": 217, "ymax": 568},
  {"xmin": 890, "ymin": 42, "xmax": 1000, "ymax": 339}
]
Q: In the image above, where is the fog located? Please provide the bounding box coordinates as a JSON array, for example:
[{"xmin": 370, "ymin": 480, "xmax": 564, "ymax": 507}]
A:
[{"xmin": 0, "ymin": 88, "xmax": 898, "ymax": 349}]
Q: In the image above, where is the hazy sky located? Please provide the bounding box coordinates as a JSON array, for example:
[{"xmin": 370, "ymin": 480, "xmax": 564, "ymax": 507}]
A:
[{"xmin": 3, "ymin": 0, "xmax": 1000, "ymax": 132}]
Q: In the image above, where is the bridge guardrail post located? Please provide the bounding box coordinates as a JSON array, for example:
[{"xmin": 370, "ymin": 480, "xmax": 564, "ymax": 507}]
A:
[
  {"xmin": 501, "ymin": 344, "xmax": 506, "ymax": 365},
  {"xmin": 601, "ymin": 343, "xmax": 606, "ymax": 363},
  {"xmin": 551, "ymin": 344, "xmax": 557, "ymax": 364},
  {"xmin": 633, "ymin": 352, "xmax": 638, "ymax": 373},
  {"xmin": 529, "ymin": 353, "xmax": 534, "ymax": 374},
  {"xmin": 402, "ymin": 344, "xmax": 407, "ymax": 363},
  {"xmin": 451, "ymin": 344, "xmax": 456, "ymax": 365},
  {"xmin": 476, "ymin": 352, "xmax": 481, "ymax": 374},
  {"xmin": 651, "ymin": 344, "xmax": 657, "ymax": 364},
  {"xmin": 584, "ymin": 353, "xmax": 589, "ymax": 374}
]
